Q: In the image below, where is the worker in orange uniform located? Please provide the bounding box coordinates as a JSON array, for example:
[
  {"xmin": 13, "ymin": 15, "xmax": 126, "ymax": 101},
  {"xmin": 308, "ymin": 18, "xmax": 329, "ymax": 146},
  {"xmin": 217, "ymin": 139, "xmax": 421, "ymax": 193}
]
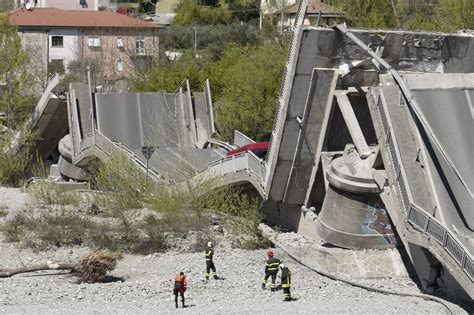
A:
[
  {"xmin": 262, "ymin": 251, "xmax": 281, "ymax": 291},
  {"xmin": 173, "ymin": 272, "xmax": 188, "ymax": 308}
]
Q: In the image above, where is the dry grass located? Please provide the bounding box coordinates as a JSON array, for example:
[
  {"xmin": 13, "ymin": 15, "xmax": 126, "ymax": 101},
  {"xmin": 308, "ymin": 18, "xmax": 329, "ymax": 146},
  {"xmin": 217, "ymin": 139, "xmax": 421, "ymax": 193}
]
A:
[
  {"xmin": 0, "ymin": 207, "xmax": 167, "ymax": 254},
  {"xmin": 0, "ymin": 204, "xmax": 7, "ymax": 217},
  {"xmin": 27, "ymin": 180, "xmax": 81, "ymax": 206}
]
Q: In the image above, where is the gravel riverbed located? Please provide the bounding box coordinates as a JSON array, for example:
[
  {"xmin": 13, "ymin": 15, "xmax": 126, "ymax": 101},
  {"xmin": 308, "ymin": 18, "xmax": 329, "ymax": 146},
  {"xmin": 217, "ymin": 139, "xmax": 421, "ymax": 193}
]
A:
[{"xmin": 0, "ymin": 187, "xmax": 470, "ymax": 314}]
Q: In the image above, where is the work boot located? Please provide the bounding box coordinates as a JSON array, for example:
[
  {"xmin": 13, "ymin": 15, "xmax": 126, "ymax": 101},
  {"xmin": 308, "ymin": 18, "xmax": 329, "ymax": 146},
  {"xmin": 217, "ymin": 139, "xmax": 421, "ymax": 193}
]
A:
[
  {"xmin": 261, "ymin": 283, "xmax": 266, "ymax": 290},
  {"xmin": 213, "ymin": 275, "xmax": 219, "ymax": 280}
]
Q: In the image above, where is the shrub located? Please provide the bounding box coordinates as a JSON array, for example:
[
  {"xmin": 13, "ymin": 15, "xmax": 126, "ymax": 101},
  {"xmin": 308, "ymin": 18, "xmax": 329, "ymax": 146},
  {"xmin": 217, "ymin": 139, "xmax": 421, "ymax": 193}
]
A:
[
  {"xmin": 0, "ymin": 126, "xmax": 39, "ymax": 187},
  {"xmin": 199, "ymin": 186, "xmax": 270, "ymax": 249},
  {"xmin": 92, "ymin": 151, "xmax": 147, "ymax": 214}
]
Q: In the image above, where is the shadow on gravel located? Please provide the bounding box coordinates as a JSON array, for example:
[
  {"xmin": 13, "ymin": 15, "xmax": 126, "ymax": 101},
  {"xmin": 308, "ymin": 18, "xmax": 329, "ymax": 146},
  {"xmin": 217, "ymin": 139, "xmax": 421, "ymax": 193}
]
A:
[
  {"xmin": 183, "ymin": 304, "xmax": 196, "ymax": 308},
  {"xmin": 67, "ymin": 273, "xmax": 125, "ymax": 284},
  {"xmin": 103, "ymin": 275, "xmax": 125, "ymax": 283}
]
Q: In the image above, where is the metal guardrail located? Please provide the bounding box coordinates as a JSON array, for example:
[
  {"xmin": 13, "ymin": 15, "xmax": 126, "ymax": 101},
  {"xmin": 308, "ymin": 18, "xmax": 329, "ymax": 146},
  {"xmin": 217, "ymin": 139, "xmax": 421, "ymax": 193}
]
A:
[
  {"xmin": 75, "ymin": 130, "xmax": 161, "ymax": 183},
  {"xmin": 172, "ymin": 151, "xmax": 267, "ymax": 193},
  {"xmin": 377, "ymin": 90, "xmax": 473, "ymax": 282},
  {"xmin": 265, "ymin": 0, "xmax": 307, "ymax": 185},
  {"xmin": 233, "ymin": 130, "xmax": 255, "ymax": 147}
]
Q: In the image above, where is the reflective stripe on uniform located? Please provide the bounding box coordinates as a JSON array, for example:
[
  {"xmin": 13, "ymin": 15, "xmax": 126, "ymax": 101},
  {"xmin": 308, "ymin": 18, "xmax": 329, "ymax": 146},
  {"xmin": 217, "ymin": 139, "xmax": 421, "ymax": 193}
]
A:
[
  {"xmin": 282, "ymin": 284, "xmax": 291, "ymax": 288},
  {"xmin": 266, "ymin": 262, "xmax": 279, "ymax": 267},
  {"xmin": 266, "ymin": 262, "xmax": 279, "ymax": 271}
]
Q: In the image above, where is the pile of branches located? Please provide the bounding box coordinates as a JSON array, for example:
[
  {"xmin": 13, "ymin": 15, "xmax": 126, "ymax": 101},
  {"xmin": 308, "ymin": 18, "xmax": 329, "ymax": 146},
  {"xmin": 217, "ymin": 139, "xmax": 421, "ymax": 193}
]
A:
[
  {"xmin": 79, "ymin": 250, "xmax": 117, "ymax": 283},
  {"xmin": 0, "ymin": 250, "xmax": 118, "ymax": 283}
]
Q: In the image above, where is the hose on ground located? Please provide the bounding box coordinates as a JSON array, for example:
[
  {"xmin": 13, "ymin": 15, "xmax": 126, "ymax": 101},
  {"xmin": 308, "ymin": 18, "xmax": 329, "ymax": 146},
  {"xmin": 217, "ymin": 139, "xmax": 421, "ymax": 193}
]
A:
[{"xmin": 272, "ymin": 241, "xmax": 455, "ymax": 315}]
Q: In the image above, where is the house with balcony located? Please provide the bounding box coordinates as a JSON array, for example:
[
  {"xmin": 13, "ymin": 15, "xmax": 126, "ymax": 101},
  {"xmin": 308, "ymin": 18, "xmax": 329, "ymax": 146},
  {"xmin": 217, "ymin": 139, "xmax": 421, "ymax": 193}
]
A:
[
  {"xmin": 264, "ymin": 0, "xmax": 340, "ymax": 31},
  {"xmin": 9, "ymin": 7, "xmax": 160, "ymax": 87},
  {"xmin": 14, "ymin": 0, "xmax": 99, "ymax": 10}
]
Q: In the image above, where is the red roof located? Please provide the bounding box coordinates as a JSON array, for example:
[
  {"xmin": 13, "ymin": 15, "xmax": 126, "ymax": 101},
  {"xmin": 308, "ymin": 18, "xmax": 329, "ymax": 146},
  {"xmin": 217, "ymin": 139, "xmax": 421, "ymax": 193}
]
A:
[
  {"xmin": 8, "ymin": 8, "xmax": 160, "ymax": 29},
  {"xmin": 286, "ymin": 0, "xmax": 337, "ymax": 14}
]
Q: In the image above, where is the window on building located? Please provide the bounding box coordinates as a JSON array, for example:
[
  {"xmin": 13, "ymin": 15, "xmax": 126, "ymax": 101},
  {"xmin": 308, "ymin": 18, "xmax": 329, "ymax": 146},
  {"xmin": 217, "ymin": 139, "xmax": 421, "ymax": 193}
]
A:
[
  {"xmin": 116, "ymin": 37, "xmax": 124, "ymax": 48},
  {"xmin": 51, "ymin": 36, "xmax": 63, "ymax": 47},
  {"xmin": 116, "ymin": 59, "xmax": 124, "ymax": 72},
  {"xmin": 135, "ymin": 37, "xmax": 145, "ymax": 55},
  {"xmin": 88, "ymin": 36, "xmax": 101, "ymax": 47}
]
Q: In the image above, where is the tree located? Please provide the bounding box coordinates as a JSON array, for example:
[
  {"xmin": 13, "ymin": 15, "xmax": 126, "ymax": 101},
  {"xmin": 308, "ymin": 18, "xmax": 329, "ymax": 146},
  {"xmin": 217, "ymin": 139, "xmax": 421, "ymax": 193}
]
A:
[
  {"xmin": 173, "ymin": 0, "xmax": 233, "ymax": 26},
  {"xmin": 434, "ymin": 0, "xmax": 473, "ymax": 32},
  {"xmin": 336, "ymin": 0, "xmax": 397, "ymax": 29},
  {"xmin": 336, "ymin": 0, "xmax": 474, "ymax": 32},
  {"xmin": 158, "ymin": 24, "xmax": 263, "ymax": 60},
  {"xmin": 210, "ymin": 42, "xmax": 286, "ymax": 141},
  {"xmin": 0, "ymin": 16, "xmax": 34, "ymax": 129},
  {"xmin": 134, "ymin": 51, "xmax": 209, "ymax": 92},
  {"xmin": 220, "ymin": 0, "xmax": 261, "ymax": 23},
  {"xmin": 0, "ymin": 0, "xmax": 13, "ymax": 12}
]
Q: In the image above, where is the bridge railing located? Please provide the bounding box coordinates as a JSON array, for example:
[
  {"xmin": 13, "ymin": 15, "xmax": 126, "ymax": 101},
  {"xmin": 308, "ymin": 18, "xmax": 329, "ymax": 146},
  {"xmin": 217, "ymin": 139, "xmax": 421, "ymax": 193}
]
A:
[
  {"xmin": 377, "ymin": 90, "xmax": 473, "ymax": 282},
  {"xmin": 265, "ymin": 0, "xmax": 307, "ymax": 186},
  {"xmin": 75, "ymin": 130, "xmax": 161, "ymax": 183},
  {"xmin": 171, "ymin": 151, "xmax": 267, "ymax": 193}
]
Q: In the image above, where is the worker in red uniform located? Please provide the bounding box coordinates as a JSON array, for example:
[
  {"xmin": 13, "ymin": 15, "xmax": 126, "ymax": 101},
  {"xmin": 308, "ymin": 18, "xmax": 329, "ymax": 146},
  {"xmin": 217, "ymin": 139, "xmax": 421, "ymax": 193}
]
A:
[
  {"xmin": 173, "ymin": 272, "xmax": 187, "ymax": 308},
  {"xmin": 262, "ymin": 251, "xmax": 281, "ymax": 291}
]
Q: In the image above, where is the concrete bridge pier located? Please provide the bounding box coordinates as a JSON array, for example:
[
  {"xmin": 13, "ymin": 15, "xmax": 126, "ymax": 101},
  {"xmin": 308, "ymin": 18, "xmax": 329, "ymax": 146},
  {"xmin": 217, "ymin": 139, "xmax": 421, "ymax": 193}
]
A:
[{"xmin": 315, "ymin": 144, "xmax": 397, "ymax": 249}]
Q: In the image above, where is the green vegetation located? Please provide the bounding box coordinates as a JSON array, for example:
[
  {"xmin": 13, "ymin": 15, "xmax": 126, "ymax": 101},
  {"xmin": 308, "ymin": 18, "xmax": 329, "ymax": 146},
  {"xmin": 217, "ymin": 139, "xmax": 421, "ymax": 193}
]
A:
[
  {"xmin": 173, "ymin": 0, "xmax": 260, "ymax": 26},
  {"xmin": 336, "ymin": 0, "xmax": 473, "ymax": 32},
  {"xmin": 2, "ymin": 150, "xmax": 269, "ymax": 253},
  {"xmin": 174, "ymin": 0, "xmax": 233, "ymax": 26},
  {"xmin": 0, "ymin": 16, "xmax": 40, "ymax": 187},
  {"xmin": 1, "ymin": 209, "xmax": 166, "ymax": 253},
  {"xmin": 0, "ymin": 126, "xmax": 38, "ymax": 187},
  {"xmin": 92, "ymin": 152, "xmax": 147, "ymax": 212},
  {"xmin": 27, "ymin": 175, "xmax": 82, "ymax": 206},
  {"xmin": 211, "ymin": 43, "xmax": 286, "ymax": 141},
  {"xmin": 0, "ymin": 16, "xmax": 35, "ymax": 129},
  {"xmin": 158, "ymin": 24, "xmax": 264, "ymax": 59}
]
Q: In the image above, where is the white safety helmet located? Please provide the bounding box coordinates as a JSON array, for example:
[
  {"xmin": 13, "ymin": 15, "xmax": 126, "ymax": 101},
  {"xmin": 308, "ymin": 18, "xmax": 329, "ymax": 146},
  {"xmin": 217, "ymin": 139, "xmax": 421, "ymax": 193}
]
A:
[
  {"xmin": 207, "ymin": 241, "xmax": 214, "ymax": 247},
  {"xmin": 279, "ymin": 263, "xmax": 286, "ymax": 270}
]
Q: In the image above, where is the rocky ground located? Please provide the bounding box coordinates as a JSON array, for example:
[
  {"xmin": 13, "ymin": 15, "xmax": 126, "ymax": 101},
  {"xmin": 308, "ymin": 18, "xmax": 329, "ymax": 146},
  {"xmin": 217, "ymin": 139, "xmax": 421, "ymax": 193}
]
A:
[{"xmin": 0, "ymin": 187, "xmax": 471, "ymax": 314}]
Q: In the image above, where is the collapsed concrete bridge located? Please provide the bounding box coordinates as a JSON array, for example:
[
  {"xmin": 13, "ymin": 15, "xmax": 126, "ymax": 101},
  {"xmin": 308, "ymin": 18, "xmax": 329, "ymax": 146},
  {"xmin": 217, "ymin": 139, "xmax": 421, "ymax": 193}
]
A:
[{"xmin": 24, "ymin": 0, "xmax": 473, "ymax": 301}]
